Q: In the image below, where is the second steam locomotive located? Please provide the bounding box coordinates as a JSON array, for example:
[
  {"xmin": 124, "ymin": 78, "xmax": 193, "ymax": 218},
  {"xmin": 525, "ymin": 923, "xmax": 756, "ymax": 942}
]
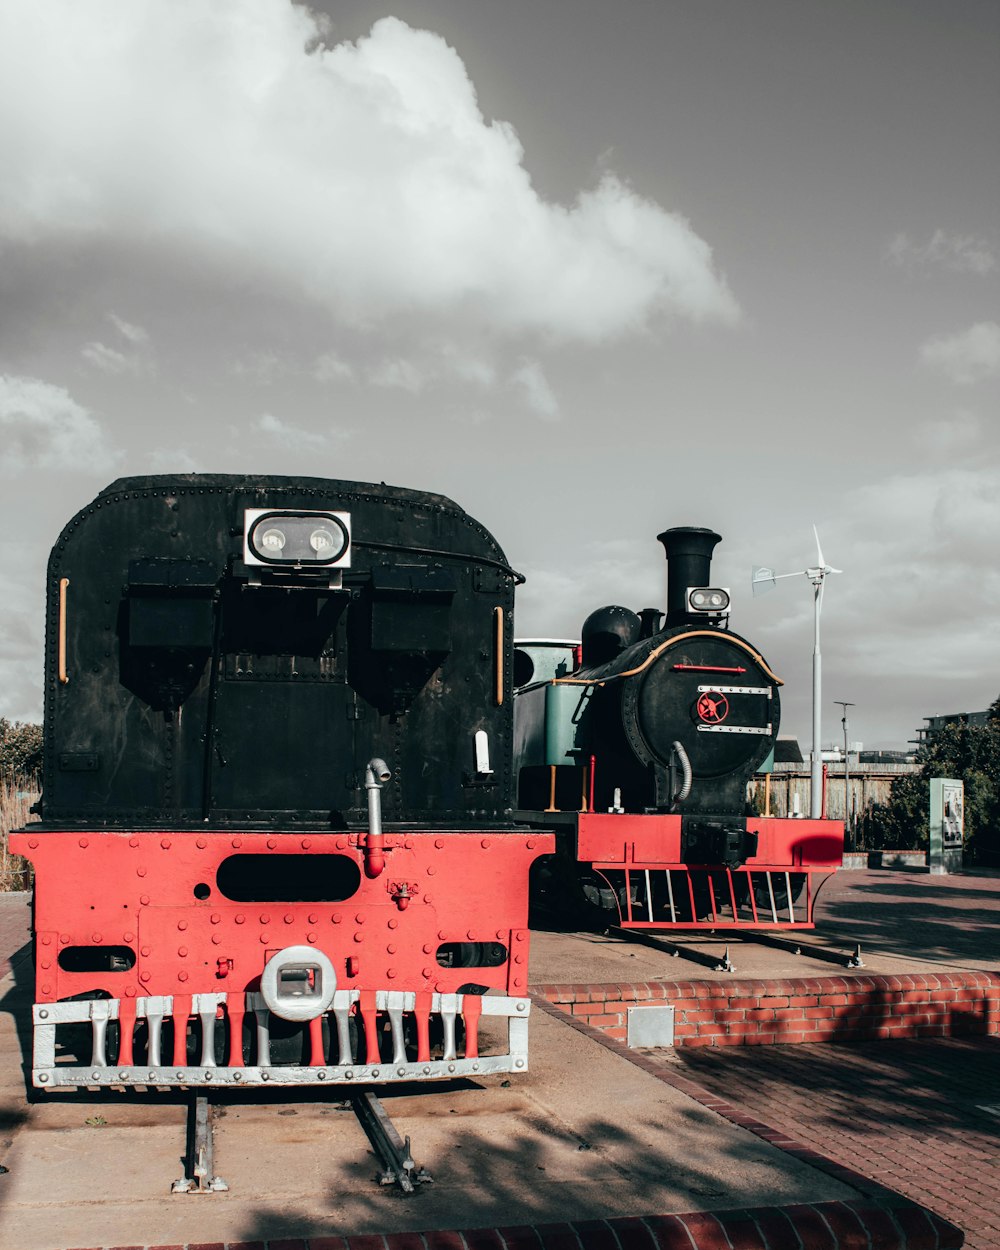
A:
[{"xmin": 513, "ymin": 526, "xmax": 843, "ymax": 929}]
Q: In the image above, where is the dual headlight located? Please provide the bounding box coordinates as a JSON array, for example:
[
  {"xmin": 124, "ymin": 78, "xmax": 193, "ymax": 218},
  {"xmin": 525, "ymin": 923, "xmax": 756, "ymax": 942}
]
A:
[
  {"xmin": 686, "ymin": 586, "xmax": 731, "ymax": 616},
  {"xmin": 243, "ymin": 508, "xmax": 351, "ymax": 568}
]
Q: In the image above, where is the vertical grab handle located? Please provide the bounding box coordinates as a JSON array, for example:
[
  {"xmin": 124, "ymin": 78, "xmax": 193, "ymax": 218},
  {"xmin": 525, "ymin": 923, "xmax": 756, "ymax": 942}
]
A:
[
  {"xmin": 58, "ymin": 577, "xmax": 70, "ymax": 684},
  {"xmin": 494, "ymin": 606, "xmax": 504, "ymax": 706}
]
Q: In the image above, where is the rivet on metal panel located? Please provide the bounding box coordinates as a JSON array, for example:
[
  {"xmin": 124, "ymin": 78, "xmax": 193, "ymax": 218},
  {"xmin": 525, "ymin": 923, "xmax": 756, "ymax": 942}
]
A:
[
  {"xmin": 161, "ymin": 839, "xmax": 171, "ymax": 849},
  {"xmin": 125, "ymin": 987, "xmax": 136, "ymax": 997},
  {"xmin": 235, "ymin": 914, "xmax": 245, "ymax": 925},
  {"xmin": 301, "ymin": 839, "xmax": 311, "ymax": 849},
  {"xmin": 425, "ymin": 894, "xmax": 433, "ymax": 904},
  {"xmin": 212, "ymin": 935, "xmax": 222, "ymax": 945},
  {"xmin": 259, "ymin": 914, "xmax": 270, "ymax": 924},
  {"xmin": 387, "ymin": 944, "xmax": 396, "ymax": 954},
  {"xmin": 40, "ymin": 983, "xmax": 51, "ymax": 994},
  {"xmin": 267, "ymin": 839, "xmax": 277, "ymax": 850},
  {"xmin": 41, "ymin": 935, "xmax": 51, "ymax": 946},
  {"xmin": 123, "ymin": 931, "xmax": 134, "ymax": 942},
  {"xmin": 28, "ymin": 838, "xmax": 38, "ymax": 849},
  {"xmin": 355, "ymin": 913, "xmax": 365, "ymax": 924},
  {"xmin": 210, "ymin": 914, "xmax": 220, "ymax": 924},
  {"xmin": 60, "ymin": 933, "xmax": 70, "ymax": 943},
  {"xmin": 92, "ymin": 932, "xmax": 102, "ymax": 943},
  {"xmin": 387, "ymin": 969, "xmax": 396, "ymax": 979},
  {"xmin": 141, "ymin": 946, "xmax": 151, "ymax": 956},
  {"xmin": 404, "ymin": 839, "xmax": 413, "ymax": 849},
  {"xmin": 527, "ymin": 839, "xmax": 536, "ymax": 849},
  {"xmin": 284, "ymin": 914, "xmax": 293, "ymax": 925},
  {"xmin": 336, "ymin": 839, "xmax": 346, "ymax": 850},
  {"xmin": 427, "ymin": 866, "xmax": 436, "ymax": 876},
  {"xmin": 435, "ymin": 839, "xmax": 444, "ymax": 849},
  {"xmin": 514, "ymin": 955, "xmax": 524, "ymax": 964},
  {"xmin": 481, "ymin": 839, "xmax": 490, "ymax": 848},
  {"xmin": 467, "ymin": 931, "xmax": 476, "ymax": 940},
  {"xmin": 177, "ymin": 921, "xmax": 188, "ymax": 931},
  {"xmin": 423, "ymin": 967, "xmax": 433, "ymax": 978},
  {"xmin": 137, "ymin": 867, "xmax": 147, "ymax": 878},
  {"xmin": 197, "ymin": 838, "xmax": 207, "ymax": 850},
  {"xmin": 353, "ymin": 933, "xmax": 364, "ymax": 944},
  {"xmin": 515, "ymin": 932, "xmax": 526, "ymax": 942},
  {"xmin": 40, "ymin": 959, "xmax": 51, "ymax": 970},
  {"xmin": 332, "ymin": 912, "xmax": 343, "ymax": 924},
  {"xmin": 129, "ymin": 837, "xmax": 139, "ymax": 848},
  {"xmin": 140, "ymin": 895, "xmax": 150, "ymax": 905},
  {"xmin": 308, "ymin": 913, "xmax": 318, "ymax": 924},
  {"xmin": 260, "ymin": 934, "xmax": 270, "ymax": 944},
  {"xmin": 178, "ymin": 947, "xmax": 188, "ymax": 957},
  {"xmin": 307, "ymin": 933, "xmax": 317, "ymax": 943},
  {"xmin": 79, "ymin": 838, "xmax": 89, "ymax": 849},
  {"xmin": 140, "ymin": 972, "xmax": 151, "ymax": 983},
  {"xmin": 232, "ymin": 839, "xmax": 242, "ymax": 848},
  {"xmin": 178, "ymin": 972, "xmax": 188, "ymax": 982},
  {"xmin": 387, "ymin": 918, "xmax": 398, "ymax": 930}
]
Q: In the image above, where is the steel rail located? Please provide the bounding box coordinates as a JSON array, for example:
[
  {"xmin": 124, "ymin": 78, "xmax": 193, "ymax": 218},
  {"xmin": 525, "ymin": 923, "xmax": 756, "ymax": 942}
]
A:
[{"xmin": 350, "ymin": 1090, "xmax": 432, "ymax": 1194}]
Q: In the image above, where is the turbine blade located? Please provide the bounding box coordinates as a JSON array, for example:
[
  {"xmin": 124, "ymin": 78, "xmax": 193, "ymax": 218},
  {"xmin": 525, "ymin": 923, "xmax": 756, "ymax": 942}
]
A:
[{"xmin": 812, "ymin": 524, "xmax": 825, "ymax": 569}]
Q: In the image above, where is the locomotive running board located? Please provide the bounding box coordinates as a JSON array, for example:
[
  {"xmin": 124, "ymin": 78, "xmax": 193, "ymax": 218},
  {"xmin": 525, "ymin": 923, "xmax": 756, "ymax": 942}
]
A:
[{"xmin": 30, "ymin": 989, "xmax": 531, "ymax": 1089}]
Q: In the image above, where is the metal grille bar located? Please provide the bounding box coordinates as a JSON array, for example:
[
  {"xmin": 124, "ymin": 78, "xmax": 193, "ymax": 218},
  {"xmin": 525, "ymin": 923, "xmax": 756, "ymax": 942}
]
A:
[{"xmin": 31, "ymin": 990, "xmax": 530, "ymax": 1089}]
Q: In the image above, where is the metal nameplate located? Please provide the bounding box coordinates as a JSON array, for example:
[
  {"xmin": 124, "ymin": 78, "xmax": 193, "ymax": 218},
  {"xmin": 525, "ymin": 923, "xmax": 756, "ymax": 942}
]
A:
[
  {"xmin": 696, "ymin": 724, "xmax": 772, "ymax": 735},
  {"xmin": 696, "ymin": 685, "xmax": 771, "ymax": 697}
]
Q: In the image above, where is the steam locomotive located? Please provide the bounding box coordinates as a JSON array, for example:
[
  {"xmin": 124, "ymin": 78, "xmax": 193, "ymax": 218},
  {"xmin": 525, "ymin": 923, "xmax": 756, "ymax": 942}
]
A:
[
  {"xmin": 11, "ymin": 474, "xmax": 552, "ymax": 1092},
  {"xmin": 512, "ymin": 527, "xmax": 843, "ymax": 929}
]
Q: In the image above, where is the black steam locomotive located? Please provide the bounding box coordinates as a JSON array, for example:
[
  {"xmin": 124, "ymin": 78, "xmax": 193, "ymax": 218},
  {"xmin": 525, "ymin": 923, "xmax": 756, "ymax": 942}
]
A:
[
  {"xmin": 13, "ymin": 475, "xmax": 551, "ymax": 1092},
  {"xmin": 513, "ymin": 527, "xmax": 843, "ymax": 929}
]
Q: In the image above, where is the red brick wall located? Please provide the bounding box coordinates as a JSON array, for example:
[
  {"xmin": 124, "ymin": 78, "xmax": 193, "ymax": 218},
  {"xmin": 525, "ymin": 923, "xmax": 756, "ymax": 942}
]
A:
[{"xmin": 535, "ymin": 971, "xmax": 1000, "ymax": 1048}]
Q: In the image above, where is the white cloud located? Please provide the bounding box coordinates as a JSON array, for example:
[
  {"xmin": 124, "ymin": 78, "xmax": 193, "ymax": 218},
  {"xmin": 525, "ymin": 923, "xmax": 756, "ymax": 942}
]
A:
[
  {"xmin": 256, "ymin": 412, "xmax": 344, "ymax": 453},
  {"xmin": 108, "ymin": 313, "xmax": 149, "ymax": 344},
  {"xmin": 0, "ymin": 374, "xmax": 122, "ymax": 474},
  {"xmin": 146, "ymin": 446, "xmax": 202, "ymax": 472},
  {"xmin": 510, "ymin": 358, "xmax": 558, "ymax": 419},
  {"xmin": 368, "ymin": 358, "xmax": 427, "ymax": 393},
  {"xmin": 313, "ymin": 352, "xmax": 356, "ymax": 384},
  {"xmin": 81, "ymin": 341, "xmax": 134, "ymax": 374},
  {"xmin": 886, "ymin": 230, "xmax": 996, "ymax": 275},
  {"xmin": 0, "ymin": 3, "xmax": 738, "ymax": 346},
  {"xmin": 921, "ymin": 321, "xmax": 1000, "ymax": 385}
]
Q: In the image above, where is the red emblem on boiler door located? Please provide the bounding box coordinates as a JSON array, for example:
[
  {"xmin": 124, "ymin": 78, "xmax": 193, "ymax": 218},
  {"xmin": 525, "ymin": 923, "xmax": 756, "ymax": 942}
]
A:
[{"xmin": 696, "ymin": 691, "xmax": 729, "ymax": 724}]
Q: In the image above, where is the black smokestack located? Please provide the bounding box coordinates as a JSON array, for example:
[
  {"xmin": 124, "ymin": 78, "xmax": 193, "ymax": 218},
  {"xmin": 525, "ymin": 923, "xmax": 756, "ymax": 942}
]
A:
[{"xmin": 657, "ymin": 526, "xmax": 722, "ymax": 624}]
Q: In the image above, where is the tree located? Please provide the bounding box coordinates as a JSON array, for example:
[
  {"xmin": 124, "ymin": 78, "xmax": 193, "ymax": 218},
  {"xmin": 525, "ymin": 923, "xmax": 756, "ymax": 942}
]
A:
[
  {"xmin": 0, "ymin": 719, "xmax": 42, "ymax": 782},
  {"xmin": 865, "ymin": 707, "xmax": 1000, "ymax": 864}
]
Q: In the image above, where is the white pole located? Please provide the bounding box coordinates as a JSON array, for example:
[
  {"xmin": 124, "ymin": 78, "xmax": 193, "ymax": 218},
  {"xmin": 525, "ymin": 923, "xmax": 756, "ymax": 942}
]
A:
[{"xmin": 810, "ymin": 579, "xmax": 823, "ymax": 818}]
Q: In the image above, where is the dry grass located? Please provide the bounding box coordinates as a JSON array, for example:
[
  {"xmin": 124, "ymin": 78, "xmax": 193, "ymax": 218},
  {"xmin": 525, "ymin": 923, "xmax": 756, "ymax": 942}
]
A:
[{"xmin": 0, "ymin": 774, "xmax": 38, "ymax": 892}]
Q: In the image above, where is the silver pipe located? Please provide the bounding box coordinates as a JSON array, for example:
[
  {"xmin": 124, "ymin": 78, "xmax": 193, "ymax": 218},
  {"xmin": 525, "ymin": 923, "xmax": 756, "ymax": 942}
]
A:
[{"xmin": 672, "ymin": 740, "xmax": 693, "ymax": 801}]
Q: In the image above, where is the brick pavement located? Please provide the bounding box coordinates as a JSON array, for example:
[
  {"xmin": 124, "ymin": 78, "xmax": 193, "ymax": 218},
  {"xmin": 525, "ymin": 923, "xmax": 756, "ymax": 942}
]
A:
[{"xmin": 672, "ymin": 1037, "xmax": 1000, "ymax": 1250}]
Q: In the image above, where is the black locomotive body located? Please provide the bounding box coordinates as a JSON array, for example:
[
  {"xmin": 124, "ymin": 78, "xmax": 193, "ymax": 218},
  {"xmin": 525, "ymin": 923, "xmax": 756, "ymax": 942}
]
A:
[
  {"xmin": 13, "ymin": 475, "xmax": 551, "ymax": 1093},
  {"xmin": 513, "ymin": 527, "xmax": 843, "ymax": 928}
]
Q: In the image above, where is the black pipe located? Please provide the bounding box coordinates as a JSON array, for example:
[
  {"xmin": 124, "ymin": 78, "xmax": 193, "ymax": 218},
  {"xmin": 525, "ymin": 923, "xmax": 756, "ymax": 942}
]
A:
[{"xmin": 657, "ymin": 527, "xmax": 721, "ymax": 624}]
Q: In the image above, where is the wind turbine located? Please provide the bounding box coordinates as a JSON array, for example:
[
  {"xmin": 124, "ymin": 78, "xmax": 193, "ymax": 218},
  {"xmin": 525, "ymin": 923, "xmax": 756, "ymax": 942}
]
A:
[{"xmin": 752, "ymin": 527, "xmax": 842, "ymax": 819}]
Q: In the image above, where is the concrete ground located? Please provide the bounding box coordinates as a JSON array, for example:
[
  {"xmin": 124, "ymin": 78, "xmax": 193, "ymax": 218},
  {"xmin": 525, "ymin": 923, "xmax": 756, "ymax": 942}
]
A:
[{"xmin": 0, "ymin": 868, "xmax": 995, "ymax": 1249}]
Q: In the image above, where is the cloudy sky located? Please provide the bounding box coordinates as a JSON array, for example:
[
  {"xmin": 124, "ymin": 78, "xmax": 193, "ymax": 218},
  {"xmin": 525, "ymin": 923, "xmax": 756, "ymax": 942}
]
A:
[{"xmin": 1, "ymin": 0, "xmax": 997, "ymax": 750}]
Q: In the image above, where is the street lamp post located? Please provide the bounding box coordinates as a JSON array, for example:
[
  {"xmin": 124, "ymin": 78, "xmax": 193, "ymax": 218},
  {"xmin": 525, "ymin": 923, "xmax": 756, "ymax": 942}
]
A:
[{"xmin": 836, "ymin": 700, "xmax": 855, "ymax": 848}]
